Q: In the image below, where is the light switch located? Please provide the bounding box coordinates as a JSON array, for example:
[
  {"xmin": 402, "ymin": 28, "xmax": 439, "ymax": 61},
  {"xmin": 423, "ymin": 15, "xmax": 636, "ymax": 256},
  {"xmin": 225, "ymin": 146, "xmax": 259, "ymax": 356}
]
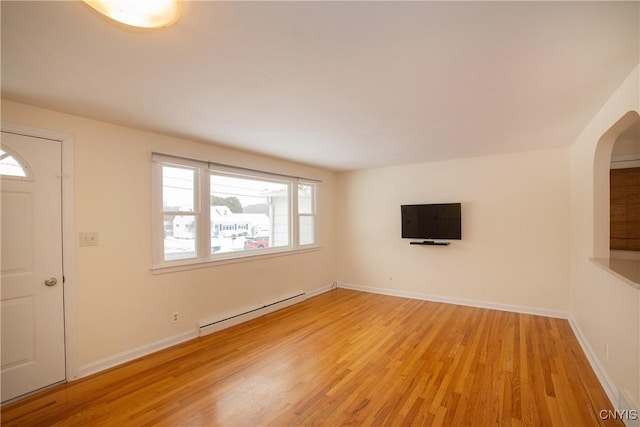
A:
[{"xmin": 79, "ymin": 232, "xmax": 99, "ymax": 247}]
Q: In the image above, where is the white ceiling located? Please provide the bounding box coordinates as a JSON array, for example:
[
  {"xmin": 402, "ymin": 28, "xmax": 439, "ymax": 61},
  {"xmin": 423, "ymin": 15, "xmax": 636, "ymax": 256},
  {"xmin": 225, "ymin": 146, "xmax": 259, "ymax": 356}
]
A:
[{"xmin": 2, "ymin": 1, "xmax": 638, "ymax": 171}]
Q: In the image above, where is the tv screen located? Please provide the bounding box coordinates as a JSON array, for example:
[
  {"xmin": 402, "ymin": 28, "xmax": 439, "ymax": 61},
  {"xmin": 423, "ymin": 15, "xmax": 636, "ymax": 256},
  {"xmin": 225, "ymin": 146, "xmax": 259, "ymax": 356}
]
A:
[{"xmin": 401, "ymin": 203, "xmax": 462, "ymax": 240}]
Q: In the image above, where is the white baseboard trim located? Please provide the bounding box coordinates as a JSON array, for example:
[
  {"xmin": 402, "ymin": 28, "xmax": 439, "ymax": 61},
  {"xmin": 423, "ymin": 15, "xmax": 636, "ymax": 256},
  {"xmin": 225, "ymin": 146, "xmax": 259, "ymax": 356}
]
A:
[
  {"xmin": 76, "ymin": 283, "xmax": 335, "ymax": 380},
  {"xmin": 567, "ymin": 315, "xmax": 619, "ymax": 409},
  {"xmin": 306, "ymin": 282, "xmax": 336, "ymax": 299},
  {"xmin": 619, "ymin": 389, "xmax": 640, "ymax": 427},
  {"xmin": 77, "ymin": 330, "xmax": 198, "ymax": 379},
  {"xmin": 568, "ymin": 317, "xmax": 640, "ymax": 427},
  {"xmin": 338, "ymin": 282, "xmax": 568, "ymax": 319}
]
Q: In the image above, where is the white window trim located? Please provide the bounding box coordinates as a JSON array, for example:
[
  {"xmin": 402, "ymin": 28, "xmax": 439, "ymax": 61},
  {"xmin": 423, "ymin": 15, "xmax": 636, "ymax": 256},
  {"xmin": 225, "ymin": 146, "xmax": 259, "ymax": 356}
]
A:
[
  {"xmin": 151, "ymin": 153, "xmax": 320, "ymax": 272},
  {"xmin": 297, "ymin": 180, "xmax": 318, "ymax": 247}
]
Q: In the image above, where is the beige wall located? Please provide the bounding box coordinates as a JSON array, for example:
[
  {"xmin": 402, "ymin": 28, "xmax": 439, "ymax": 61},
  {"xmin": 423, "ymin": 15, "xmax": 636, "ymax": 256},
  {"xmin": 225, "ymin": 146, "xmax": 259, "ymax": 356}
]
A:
[
  {"xmin": 336, "ymin": 147, "xmax": 571, "ymax": 312},
  {"xmin": 1, "ymin": 99, "xmax": 337, "ymax": 369},
  {"xmin": 569, "ymin": 65, "xmax": 639, "ymax": 409}
]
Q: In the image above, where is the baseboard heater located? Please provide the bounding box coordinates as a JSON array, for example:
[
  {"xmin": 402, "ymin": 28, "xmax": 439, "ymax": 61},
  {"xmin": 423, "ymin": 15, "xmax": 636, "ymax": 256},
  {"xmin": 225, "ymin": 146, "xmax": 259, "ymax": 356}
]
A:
[{"xmin": 198, "ymin": 291, "xmax": 306, "ymax": 337}]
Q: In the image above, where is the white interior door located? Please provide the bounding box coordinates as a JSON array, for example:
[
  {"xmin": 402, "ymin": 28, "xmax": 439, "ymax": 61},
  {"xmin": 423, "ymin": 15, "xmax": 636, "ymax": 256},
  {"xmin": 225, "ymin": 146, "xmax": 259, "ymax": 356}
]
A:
[{"xmin": 1, "ymin": 131, "xmax": 65, "ymax": 402}]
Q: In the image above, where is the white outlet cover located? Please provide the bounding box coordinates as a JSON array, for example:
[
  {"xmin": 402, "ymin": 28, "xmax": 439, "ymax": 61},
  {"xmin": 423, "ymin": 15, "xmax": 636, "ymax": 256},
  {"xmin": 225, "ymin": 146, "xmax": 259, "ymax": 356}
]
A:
[{"xmin": 79, "ymin": 232, "xmax": 99, "ymax": 247}]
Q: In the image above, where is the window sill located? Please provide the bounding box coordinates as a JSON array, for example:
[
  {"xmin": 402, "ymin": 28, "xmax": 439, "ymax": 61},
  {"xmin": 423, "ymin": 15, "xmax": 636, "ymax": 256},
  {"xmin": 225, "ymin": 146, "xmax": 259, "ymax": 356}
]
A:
[
  {"xmin": 590, "ymin": 257, "xmax": 640, "ymax": 289},
  {"xmin": 151, "ymin": 245, "xmax": 322, "ymax": 274}
]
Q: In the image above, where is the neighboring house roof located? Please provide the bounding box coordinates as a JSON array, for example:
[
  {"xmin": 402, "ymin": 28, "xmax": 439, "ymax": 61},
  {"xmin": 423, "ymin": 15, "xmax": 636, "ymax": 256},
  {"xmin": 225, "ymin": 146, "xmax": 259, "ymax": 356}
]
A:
[{"xmin": 210, "ymin": 206, "xmax": 270, "ymax": 225}]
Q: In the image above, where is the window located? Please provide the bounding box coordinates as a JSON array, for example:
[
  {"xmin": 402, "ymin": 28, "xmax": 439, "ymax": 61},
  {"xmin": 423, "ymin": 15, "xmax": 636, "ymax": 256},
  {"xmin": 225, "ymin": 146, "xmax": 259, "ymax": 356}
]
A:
[
  {"xmin": 298, "ymin": 183, "xmax": 316, "ymax": 245},
  {"xmin": 162, "ymin": 164, "xmax": 199, "ymax": 261},
  {"xmin": 152, "ymin": 154, "xmax": 319, "ymax": 269},
  {"xmin": 0, "ymin": 147, "xmax": 30, "ymax": 178},
  {"xmin": 210, "ymin": 172, "xmax": 290, "ymax": 251}
]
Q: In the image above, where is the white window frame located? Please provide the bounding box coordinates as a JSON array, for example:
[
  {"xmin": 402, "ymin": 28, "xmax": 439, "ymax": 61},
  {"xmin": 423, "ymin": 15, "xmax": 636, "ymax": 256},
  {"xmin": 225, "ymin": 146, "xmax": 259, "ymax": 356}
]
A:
[
  {"xmin": 152, "ymin": 153, "xmax": 320, "ymax": 272},
  {"xmin": 297, "ymin": 181, "xmax": 317, "ymax": 247}
]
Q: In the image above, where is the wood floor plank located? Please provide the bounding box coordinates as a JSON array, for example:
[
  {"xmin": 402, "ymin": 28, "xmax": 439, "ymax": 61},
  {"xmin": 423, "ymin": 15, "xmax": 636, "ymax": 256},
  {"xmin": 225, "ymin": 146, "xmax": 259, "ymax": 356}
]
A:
[{"xmin": 1, "ymin": 289, "xmax": 623, "ymax": 426}]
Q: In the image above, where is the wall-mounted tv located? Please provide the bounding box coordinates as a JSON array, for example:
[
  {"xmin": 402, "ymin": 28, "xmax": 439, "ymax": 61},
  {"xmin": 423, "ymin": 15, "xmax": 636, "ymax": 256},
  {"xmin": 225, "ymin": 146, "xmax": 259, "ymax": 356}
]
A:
[{"xmin": 401, "ymin": 203, "xmax": 462, "ymax": 240}]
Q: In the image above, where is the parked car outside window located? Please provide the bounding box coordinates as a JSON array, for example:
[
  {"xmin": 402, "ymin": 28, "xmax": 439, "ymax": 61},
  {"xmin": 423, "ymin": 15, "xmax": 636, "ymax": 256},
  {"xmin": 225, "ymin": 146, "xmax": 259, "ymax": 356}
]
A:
[{"xmin": 244, "ymin": 236, "xmax": 269, "ymax": 249}]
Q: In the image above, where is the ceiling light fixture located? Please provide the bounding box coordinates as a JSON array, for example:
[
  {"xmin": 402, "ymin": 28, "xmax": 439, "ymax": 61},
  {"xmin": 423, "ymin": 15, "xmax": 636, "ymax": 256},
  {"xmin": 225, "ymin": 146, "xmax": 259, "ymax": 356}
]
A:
[{"xmin": 83, "ymin": 0, "xmax": 181, "ymax": 29}]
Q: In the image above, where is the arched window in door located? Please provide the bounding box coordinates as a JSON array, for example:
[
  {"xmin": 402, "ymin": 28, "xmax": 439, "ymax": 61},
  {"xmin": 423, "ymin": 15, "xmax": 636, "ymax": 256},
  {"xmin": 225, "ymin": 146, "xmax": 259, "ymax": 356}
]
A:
[{"xmin": 0, "ymin": 146, "xmax": 32, "ymax": 179}]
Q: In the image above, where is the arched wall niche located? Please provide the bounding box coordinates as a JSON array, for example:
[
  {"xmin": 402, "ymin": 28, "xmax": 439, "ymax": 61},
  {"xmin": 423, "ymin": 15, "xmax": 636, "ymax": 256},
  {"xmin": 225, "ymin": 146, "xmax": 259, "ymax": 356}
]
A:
[{"xmin": 593, "ymin": 110, "xmax": 640, "ymax": 259}]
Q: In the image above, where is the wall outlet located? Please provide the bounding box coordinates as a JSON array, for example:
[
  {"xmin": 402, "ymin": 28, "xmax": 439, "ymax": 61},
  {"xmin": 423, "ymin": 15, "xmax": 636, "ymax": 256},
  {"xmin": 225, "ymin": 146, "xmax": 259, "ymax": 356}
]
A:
[
  {"xmin": 172, "ymin": 312, "xmax": 180, "ymax": 323},
  {"xmin": 79, "ymin": 232, "xmax": 99, "ymax": 247},
  {"xmin": 388, "ymin": 276, "xmax": 393, "ymax": 281}
]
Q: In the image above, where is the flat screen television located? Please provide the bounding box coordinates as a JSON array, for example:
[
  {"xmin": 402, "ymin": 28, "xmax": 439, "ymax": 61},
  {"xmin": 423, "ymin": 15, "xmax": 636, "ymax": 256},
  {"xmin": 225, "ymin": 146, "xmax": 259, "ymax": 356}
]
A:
[{"xmin": 401, "ymin": 203, "xmax": 462, "ymax": 240}]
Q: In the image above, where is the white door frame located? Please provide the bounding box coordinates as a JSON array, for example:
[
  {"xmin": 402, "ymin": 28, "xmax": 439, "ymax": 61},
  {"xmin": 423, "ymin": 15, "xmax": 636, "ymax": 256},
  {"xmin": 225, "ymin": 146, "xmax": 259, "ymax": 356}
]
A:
[{"xmin": 1, "ymin": 123, "xmax": 78, "ymax": 382}]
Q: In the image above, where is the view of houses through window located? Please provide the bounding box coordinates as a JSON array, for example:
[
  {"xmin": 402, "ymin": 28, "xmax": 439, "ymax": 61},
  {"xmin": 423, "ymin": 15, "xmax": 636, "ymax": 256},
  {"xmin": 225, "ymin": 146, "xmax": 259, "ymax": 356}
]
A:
[
  {"xmin": 155, "ymin": 157, "xmax": 317, "ymax": 266},
  {"xmin": 208, "ymin": 174, "xmax": 290, "ymax": 255},
  {"xmin": 162, "ymin": 165, "xmax": 197, "ymax": 260}
]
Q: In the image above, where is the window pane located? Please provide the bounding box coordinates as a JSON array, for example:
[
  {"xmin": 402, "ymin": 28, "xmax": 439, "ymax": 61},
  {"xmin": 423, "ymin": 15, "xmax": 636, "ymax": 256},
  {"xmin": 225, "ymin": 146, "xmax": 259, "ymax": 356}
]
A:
[
  {"xmin": 164, "ymin": 214, "xmax": 197, "ymax": 260},
  {"xmin": 211, "ymin": 174, "xmax": 289, "ymax": 253},
  {"xmin": 0, "ymin": 149, "xmax": 27, "ymax": 177},
  {"xmin": 299, "ymin": 216, "xmax": 315, "ymax": 245},
  {"xmin": 163, "ymin": 166, "xmax": 194, "ymax": 211},
  {"xmin": 298, "ymin": 184, "xmax": 313, "ymax": 214}
]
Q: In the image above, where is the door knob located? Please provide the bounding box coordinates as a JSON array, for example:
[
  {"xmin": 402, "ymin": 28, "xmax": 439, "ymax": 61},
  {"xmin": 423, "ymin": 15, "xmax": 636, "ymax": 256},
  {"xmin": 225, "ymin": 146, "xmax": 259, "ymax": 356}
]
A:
[{"xmin": 44, "ymin": 277, "xmax": 58, "ymax": 287}]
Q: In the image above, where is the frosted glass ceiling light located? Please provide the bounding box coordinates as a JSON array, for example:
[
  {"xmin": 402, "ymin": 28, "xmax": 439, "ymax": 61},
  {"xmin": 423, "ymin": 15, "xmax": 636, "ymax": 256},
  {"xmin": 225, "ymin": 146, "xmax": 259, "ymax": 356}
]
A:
[{"xmin": 83, "ymin": 0, "xmax": 181, "ymax": 29}]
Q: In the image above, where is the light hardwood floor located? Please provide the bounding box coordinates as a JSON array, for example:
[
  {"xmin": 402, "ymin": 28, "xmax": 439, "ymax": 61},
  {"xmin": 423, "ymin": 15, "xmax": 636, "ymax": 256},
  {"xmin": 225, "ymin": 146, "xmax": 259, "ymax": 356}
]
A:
[{"xmin": 1, "ymin": 289, "xmax": 622, "ymax": 426}]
